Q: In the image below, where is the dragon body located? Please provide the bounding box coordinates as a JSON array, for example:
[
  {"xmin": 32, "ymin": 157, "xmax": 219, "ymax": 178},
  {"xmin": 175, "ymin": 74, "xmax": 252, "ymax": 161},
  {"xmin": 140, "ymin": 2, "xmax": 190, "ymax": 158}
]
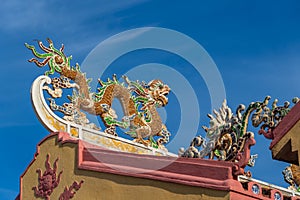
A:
[
  {"xmin": 180, "ymin": 95, "xmax": 296, "ymax": 177},
  {"xmin": 26, "ymin": 39, "xmax": 170, "ymax": 147},
  {"xmin": 181, "ymin": 99, "xmax": 263, "ymax": 161},
  {"xmin": 181, "ymin": 96, "xmax": 288, "ymax": 162}
]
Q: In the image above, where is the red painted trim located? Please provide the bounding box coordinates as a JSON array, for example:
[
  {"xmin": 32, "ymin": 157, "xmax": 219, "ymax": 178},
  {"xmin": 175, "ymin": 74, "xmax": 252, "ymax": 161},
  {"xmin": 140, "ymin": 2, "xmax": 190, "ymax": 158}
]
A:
[
  {"xmin": 233, "ymin": 137, "xmax": 256, "ymax": 176},
  {"xmin": 270, "ymin": 102, "xmax": 300, "ymax": 149},
  {"xmin": 57, "ymin": 131, "xmax": 79, "ymax": 144},
  {"xmin": 76, "ymin": 140, "xmax": 244, "ymax": 191}
]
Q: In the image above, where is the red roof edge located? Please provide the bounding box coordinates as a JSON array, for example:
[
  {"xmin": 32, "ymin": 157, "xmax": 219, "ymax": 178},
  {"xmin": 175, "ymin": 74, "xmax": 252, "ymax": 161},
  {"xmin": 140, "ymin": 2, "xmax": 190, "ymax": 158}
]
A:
[{"xmin": 77, "ymin": 138, "xmax": 242, "ymax": 191}]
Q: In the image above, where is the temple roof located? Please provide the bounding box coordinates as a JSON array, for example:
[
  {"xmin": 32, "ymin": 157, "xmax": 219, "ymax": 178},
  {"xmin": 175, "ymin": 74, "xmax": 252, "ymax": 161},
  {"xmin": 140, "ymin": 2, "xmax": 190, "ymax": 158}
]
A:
[{"xmin": 17, "ymin": 132, "xmax": 300, "ymax": 200}]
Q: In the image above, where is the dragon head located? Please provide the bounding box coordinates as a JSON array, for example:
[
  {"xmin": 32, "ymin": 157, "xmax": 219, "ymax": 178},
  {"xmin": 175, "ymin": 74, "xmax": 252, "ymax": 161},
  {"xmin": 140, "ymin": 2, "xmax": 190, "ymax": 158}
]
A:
[{"xmin": 147, "ymin": 80, "xmax": 170, "ymax": 107}]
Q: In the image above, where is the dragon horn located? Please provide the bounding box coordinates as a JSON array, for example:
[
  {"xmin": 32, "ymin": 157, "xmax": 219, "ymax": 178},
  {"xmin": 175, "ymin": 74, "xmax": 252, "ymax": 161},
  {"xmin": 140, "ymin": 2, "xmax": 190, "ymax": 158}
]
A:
[
  {"xmin": 202, "ymin": 125, "xmax": 208, "ymax": 132},
  {"xmin": 122, "ymin": 75, "xmax": 131, "ymax": 85},
  {"xmin": 263, "ymin": 95, "xmax": 271, "ymax": 106},
  {"xmin": 60, "ymin": 43, "xmax": 65, "ymax": 52},
  {"xmin": 28, "ymin": 57, "xmax": 51, "ymax": 67},
  {"xmin": 47, "ymin": 38, "xmax": 53, "ymax": 45},
  {"xmin": 112, "ymin": 74, "xmax": 117, "ymax": 82}
]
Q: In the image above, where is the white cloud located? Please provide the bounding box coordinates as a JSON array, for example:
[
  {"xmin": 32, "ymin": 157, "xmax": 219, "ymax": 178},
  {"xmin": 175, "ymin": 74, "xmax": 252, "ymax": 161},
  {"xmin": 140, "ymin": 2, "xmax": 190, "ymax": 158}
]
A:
[
  {"xmin": 0, "ymin": 0, "xmax": 148, "ymax": 32},
  {"xmin": 0, "ymin": 0, "xmax": 45, "ymax": 31},
  {"xmin": 4, "ymin": 0, "xmax": 150, "ymax": 59},
  {"xmin": 101, "ymin": 27, "xmax": 153, "ymax": 45}
]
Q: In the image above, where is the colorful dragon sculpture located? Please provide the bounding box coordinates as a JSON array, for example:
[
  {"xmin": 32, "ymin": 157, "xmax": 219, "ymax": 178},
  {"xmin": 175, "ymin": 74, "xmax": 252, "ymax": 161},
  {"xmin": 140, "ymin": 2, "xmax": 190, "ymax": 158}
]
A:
[
  {"xmin": 283, "ymin": 164, "xmax": 300, "ymax": 192},
  {"xmin": 180, "ymin": 96, "xmax": 297, "ymax": 172},
  {"xmin": 26, "ymin": 38, "xmax": 170, "ymax": 148}
]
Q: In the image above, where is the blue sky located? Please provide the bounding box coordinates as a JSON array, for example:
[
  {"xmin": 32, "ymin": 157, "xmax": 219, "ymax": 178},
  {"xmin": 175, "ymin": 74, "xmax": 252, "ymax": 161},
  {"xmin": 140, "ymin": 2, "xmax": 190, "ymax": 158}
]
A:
[{"xmin": 1, "ymin": 0, "xmax": 300, "ymax": 199}]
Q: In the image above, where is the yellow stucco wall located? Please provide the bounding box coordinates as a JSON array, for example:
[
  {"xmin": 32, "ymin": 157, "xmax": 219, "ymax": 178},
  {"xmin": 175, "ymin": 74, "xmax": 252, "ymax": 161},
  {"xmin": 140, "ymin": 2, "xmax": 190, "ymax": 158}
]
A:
[{"xmin": 21, "ymin": 135, "xmax": 230, "ymax": 200}]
